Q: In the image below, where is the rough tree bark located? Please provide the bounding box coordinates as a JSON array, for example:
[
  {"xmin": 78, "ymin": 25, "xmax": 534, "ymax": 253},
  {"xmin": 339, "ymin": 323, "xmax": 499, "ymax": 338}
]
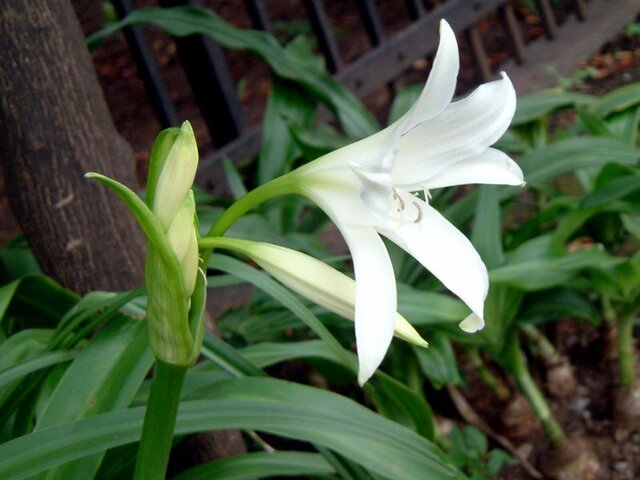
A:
[
  {"xmin": 0, "ymin": 0, "xmax": 246, "ymax": 466},
  {"xmin": 0, "ymin": 0, "xmax": 145, "ymax": 293}
]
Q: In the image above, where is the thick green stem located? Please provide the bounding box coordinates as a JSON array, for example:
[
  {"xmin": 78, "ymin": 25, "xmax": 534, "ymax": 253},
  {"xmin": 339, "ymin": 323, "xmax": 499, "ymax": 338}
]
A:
[
  {"xmin": 505, "ymin": 334, "xmax": 566, "ymax": 449},
  {"xmin": 618, "ymin": 312, "xmax": 637, "ymax": 387},
  {"xmin": 134, "ymin": 359, "xmax": 187, "ymax": 480}
]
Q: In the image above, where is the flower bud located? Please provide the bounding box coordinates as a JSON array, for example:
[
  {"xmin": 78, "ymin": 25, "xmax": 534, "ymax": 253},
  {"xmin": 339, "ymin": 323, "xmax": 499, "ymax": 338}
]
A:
[
  {"xmin": 152, "ymin": 121, "xmax": 199, "ymax": 230},
  {"xmin": 165, "ymin": 191, "xmax": 199, "ymax": 297}
]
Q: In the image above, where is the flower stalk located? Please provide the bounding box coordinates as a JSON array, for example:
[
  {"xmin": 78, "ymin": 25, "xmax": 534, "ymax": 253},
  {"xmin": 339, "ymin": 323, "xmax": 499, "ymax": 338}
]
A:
[
  {"xmin": 617, "ymin": 311, "xmax": 637, "ymax": 387},
  {"xmin": 133, "ymin": 360, "xmax": 187, "ymax": 480},
  {"xmin": 88, "ymin": 120, "xmax": 206, "ymax": 480},
  {"xmin": 503, "ymin": 333, "xmax": 566, "ymax": 449}
]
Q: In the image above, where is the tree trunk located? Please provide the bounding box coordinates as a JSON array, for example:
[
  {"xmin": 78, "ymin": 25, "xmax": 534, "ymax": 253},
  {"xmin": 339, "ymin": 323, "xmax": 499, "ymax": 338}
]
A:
[{"xmin": 0, "ymin": 0, "xmax": 145, "ymax": 293}]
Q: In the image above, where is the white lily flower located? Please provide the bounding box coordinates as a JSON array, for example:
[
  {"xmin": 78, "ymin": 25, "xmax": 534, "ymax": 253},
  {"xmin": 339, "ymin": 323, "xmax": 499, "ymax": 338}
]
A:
[{"xmin": 288, "ymin": 19, "xmax": 524, "ymax": 384}]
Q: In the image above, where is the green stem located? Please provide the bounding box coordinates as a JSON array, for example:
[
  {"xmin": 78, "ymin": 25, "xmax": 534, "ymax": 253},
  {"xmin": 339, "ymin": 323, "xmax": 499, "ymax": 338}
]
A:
[
  {"xmin": 505, "ymin": 334, "xmax": 566, "ymax": 449},
  {"xmin": 520, "ymin": 324, "xmax": 563, "ymax": 368},
  {"xmin": 618, "ymin": 311, "xmax": 637, "ymax": 388},
  {"xmin": 134, "ymin": 359, "xmax": 187, "ymax": 480},
  {"xmin": 202, "ymin": 174, "xmax": 298, "ymax": 256},
  {"xmin": 465, "ymin": 346, "xmax": 510, "ymax": 401}
]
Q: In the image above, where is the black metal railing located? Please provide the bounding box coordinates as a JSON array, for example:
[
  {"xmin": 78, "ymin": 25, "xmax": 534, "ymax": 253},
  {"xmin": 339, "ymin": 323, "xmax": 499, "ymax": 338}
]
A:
[{"xmin": 106, "ymin": 0, "xmax": 622, "ymax": 192}]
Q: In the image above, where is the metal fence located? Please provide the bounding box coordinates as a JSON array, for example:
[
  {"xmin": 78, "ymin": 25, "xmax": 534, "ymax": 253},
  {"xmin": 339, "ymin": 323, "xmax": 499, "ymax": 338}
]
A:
[{"xmin": 108, "ymin": 0, "xmax": 631, "ymax": 191}]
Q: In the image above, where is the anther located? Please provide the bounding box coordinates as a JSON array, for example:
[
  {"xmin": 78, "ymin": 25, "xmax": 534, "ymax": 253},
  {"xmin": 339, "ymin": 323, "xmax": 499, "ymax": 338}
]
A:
[{"xmin": 412, "ymin": 201, "xmax": 423, "ymax": 224}]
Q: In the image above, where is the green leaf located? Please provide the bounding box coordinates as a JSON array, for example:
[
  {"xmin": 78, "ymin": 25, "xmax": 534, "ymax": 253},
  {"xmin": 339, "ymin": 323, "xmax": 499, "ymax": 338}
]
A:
[
  {"xmin": 521, "ymin": 289, "xmax": 598, "ymax": 324},
  {"xmin": 0, "ymin": 276, "xmax": 77, "ymax": 335},
  {"xmin": 413, "ymin": 331, "xmax": 461, "ymax": 389},
  {"xmin": 518, "ymin": 137, "xmax": 640, "ymax": 187},
  {"xmin": 511, "ymin": 91, "xmax": 595, "ymax": 126},
  {"xmin": 397, "ymin": 285, "xmax": 469, "ymax": 327},
  {"xmin": 605, "ymin": 107, "xmax": 640, "ymax": 145},
  {"xmin": 174, "ymin": 451, "xmax": 335, "ymax": 480},
  {"xmin": 201, "ymin": 332, "xmax": 265, "ymax": 377},
  {"xmin": 0, "ymin": 329, "xmax": 53, "ymax": 405},
  {"xmin": 0, "ymin": 378, "xmax": 464, "ymax": 480},
  {"xmin": 368, "ymin": 372, "xmax": 436, "ymax": 441},
  {"xmin": 0, "ymin": 350, "xmax": 76, "ymax": 390},
  {"xmin": 590, "ymin": 82, "xmax": 640, "ymax": 117},
  {"xmin": 32, "ymin": 315, "xmax": 152, "ymax": 480},
  {"xmin": 490, "ymin": 249, "xmax": 624, "ymax": 291},
  {"xmin": 622, "ymin": 213, "xmax": 640, "ymax": 241},
  {"xmin": 577, "ymin": 108, "xmax": 616, "ymax": 138},
  {"xmin": 222, "ymin": 157, "xmax": 248, "ymax": 200},
  {"xmin": 88, "ymin": 6, "xmax": 377, "ymax": 138},
  {"xmin": 471, "ymin": 185, "xmax": 504, "ymax": 270},
  {"xmin": 240, "ymin": 339, "xmax": 344, "ymax": 368},
  {"xmin": 257, "ymin": 79, "xmax": 312, "ymax": 184}
]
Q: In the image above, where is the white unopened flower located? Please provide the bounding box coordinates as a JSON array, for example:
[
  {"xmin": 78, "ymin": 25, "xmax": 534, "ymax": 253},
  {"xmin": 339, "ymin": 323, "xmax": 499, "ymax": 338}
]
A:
[
  {"xmin": 199, "ymin": 237, "xmax": 429, "ymax": 349},
  {"xmin": 152, "ymin": 121, "xmax": 199, "ymax": 230},
  {"xmin": 286, "ymin": 20, "xmax": 524, "ymax": 384}
]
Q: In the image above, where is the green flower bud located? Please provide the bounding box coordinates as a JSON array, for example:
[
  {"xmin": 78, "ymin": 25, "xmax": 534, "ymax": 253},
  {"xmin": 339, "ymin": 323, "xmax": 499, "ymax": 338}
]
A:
[{"xmin": 151, "ymin": 121, "xmax": 199, "ymax": 230}]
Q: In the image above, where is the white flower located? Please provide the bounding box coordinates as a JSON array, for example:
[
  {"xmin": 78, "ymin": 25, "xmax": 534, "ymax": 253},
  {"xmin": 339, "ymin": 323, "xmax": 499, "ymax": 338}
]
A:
[{"xmin": 289, "ymin": 19, "xmax": 524, "ymax": 384}]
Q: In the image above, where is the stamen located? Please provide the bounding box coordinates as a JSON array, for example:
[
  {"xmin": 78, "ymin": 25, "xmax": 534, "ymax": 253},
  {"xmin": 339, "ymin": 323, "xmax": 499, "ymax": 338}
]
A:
[
  {"xmin": 392, "ymin": 187, "xmax": 405, "ymax": 211},
  {"xmin": 412, "ymin": 201, "xmax": 423, "ymax": 224}
]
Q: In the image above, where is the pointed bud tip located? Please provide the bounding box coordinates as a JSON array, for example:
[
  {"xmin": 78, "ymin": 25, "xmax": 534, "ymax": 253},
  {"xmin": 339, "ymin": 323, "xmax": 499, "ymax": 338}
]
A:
[{"xmin": 180, "ymin": 120, "xmax": 195, "ymax": 138}]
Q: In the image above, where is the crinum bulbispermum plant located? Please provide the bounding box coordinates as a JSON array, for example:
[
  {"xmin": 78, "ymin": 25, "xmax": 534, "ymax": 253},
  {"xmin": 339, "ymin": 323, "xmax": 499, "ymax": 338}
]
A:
[
  {"xmin": 88, "ymin": 121, "xmax": 207, "ymax": 479},
  {"xmin": 203, "ymin": 20, "xmax": 524, "ymax": 385}
]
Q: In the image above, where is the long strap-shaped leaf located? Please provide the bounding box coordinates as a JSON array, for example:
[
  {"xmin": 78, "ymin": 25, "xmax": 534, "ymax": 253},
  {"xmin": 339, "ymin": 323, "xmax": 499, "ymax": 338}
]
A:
[
  {"xmin": 173, "ymin": 451, "xmax": 334, "ymax": 480},
  {"xmin": 87, "ymin": 6, "xmax": 377, "ymax": 139},
  {"xmin": 0, "ymin": 378, "xmax": 464, "ymax": 480}
]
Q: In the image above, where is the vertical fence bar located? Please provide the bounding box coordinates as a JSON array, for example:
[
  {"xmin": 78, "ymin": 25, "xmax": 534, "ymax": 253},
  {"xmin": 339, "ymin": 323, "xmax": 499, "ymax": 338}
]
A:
[
  {"xmin": 405, "ymin": 0, "xmax": 425, "ymax": 20},
  {"xmin": 302, "ymin": 0, "xmax": 343, "ymax": 73},
  {"xmin": 111, "ymin": 0, "xmax": 180, "ymax": 128},
  {"xmin": 499, "ymin": 3, "xmax": 525, "ymax": 64},
  {"xmin": 572, "ymin": 0, "xmax": 587, "ymax": 21},
  {"xmin": 243, "ymin": 0, "xmax": 273, "ymax": 32},
  {"xmin": 466, "ymin": 25, "xmax": 492, "ymax": 82},
  {"xmin": 158, "ymin": 0, "xmax": 246, "ymax": 146},
  {"xmin": 356, "ymin": 0, "xmax": 385, "ymax": 46},
  {"xmin": 534, "ymin": 0, "xmax": 558, "ymax": 39}
]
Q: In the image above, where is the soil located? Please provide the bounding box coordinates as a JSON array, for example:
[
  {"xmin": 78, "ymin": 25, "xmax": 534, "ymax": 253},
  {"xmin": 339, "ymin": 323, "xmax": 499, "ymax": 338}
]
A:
[{"xmin": 5, "ymin": 2, "xmax": 640, "ymax": 479}]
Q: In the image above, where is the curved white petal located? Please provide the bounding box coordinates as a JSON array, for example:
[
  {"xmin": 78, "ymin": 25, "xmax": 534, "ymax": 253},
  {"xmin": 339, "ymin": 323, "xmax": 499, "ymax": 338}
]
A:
[
  {"xmin": 380, "ymin": 199, "xmax": 488, "ymax": 321},
  {"xmin": 459, "ymin": 313, "xmax": 484, "ymax": 333},
  {"xmin": 392, "ymin": 73, "xmax": 516, "ymax": 190},
  {"xmin": 339, "ymin": 225, "xmax": 397, "ymax": 385},
  {"xmin": 423, "ymin": 148, "xmax": 525, "ymax": 189},
  {"xmin": 400, "ymin": 20, "xmax": 460, "ymax": 131}
]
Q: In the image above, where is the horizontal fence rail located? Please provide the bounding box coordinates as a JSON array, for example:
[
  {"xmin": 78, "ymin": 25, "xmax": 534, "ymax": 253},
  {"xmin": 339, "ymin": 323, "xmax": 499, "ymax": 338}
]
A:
[{"xmin": 106, "ymin": 0, "xmax": 637, "ymax": 194}]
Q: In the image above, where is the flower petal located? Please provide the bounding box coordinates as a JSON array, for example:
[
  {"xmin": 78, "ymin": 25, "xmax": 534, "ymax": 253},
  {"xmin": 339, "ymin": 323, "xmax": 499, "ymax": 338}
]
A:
[
  {"xmin": 340, "ymin": 225, "xmax": 397, "ymax": 385},
  {"xmin": 380, "ymin": 198, "xmax": 488, "ymax": 321},
  {"xmin": 459, "ymin": 313, "xmax": 484, "ymax": 333},
  {"xmin": 350, "ymin": 158, "xmax": 395, "ymax": 226},
  {"xmin": 424, "ymin": 148, "xmax": 525, "ymax": 189},
  {"xmin": 393, "ymin": 73, "xmax": 516, "ymax": 191},
  {"xmin": 401, "ymin": 20, "xmax": 460, "ymax": 131}
]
